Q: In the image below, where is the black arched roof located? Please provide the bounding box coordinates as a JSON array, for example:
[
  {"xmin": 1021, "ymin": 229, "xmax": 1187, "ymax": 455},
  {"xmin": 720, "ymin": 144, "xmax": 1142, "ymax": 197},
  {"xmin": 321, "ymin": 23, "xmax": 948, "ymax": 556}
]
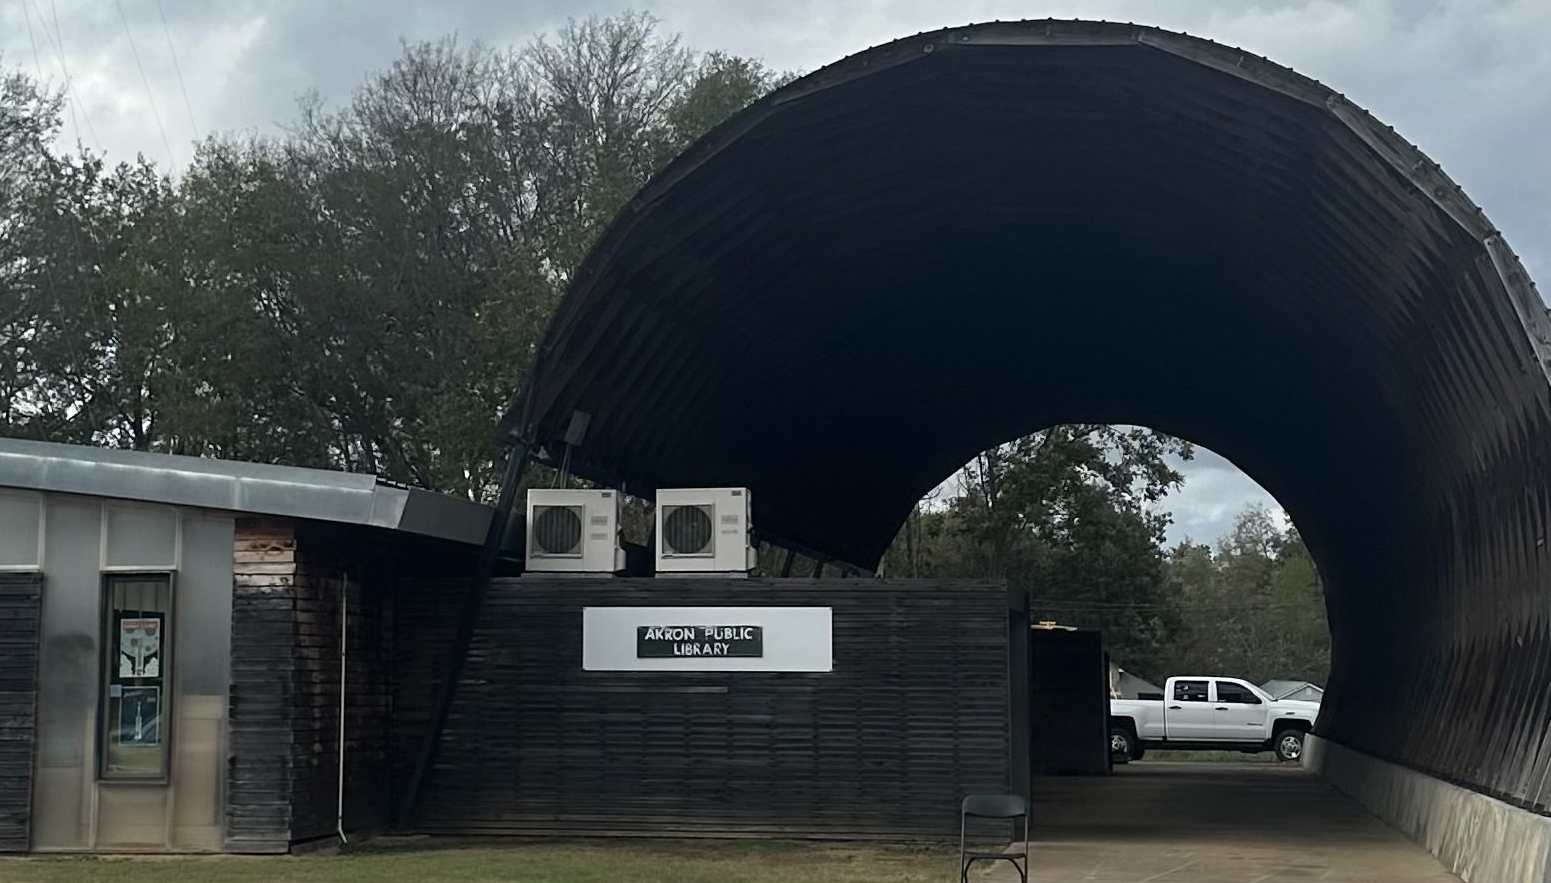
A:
[{"xmin": 506, "ymin": 19, "xmax": 1550, "ymax": 574}]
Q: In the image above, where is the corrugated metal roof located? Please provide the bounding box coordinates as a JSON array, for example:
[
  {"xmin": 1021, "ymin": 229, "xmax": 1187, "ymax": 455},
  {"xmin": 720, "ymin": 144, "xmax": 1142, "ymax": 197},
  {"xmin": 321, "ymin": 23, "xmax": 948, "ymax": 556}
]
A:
[
  {"xmin": 506, "ymin": 20, "xmax": 1547, "ymax": 570},
  {"xmin": 500, "ymin": 18, "xmax": 1551, "ymax": 812},
  {"xmin": 0, "ymin": 436, "xmax": 494, "ymax": 547}
]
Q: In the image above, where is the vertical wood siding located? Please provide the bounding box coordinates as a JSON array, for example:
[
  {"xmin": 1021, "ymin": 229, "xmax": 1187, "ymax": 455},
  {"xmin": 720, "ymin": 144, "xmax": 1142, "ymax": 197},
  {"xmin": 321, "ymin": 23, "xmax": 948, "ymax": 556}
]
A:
[
  {"xmin": 0, "ymin": 573, "xmax": 42, "ymax": 851},
  {"xmin": 226, "ymin": 519, "xmax": 297, "ymax": 852},
  {"xmin": 226, "ymin": 520, "xmax": 394, "ymax": 852},
  {"xmin": 1029, "ymin": 628, "xmax": 1109, "ymax": 776},
  {"xmin": 401, "ymin": 578, "xmax": 1012, "ymax": 839}
]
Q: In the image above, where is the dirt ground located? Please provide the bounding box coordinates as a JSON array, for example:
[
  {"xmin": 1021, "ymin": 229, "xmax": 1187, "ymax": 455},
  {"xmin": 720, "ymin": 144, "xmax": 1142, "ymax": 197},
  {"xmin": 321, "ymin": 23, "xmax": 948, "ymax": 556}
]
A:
[
  {"xmin": 1, "ymin": 763, "xmax": 1461, "ymax": 883},
  {"xmin": 0, "ymin": 839, "xmax": 954, "ymax": 883}
]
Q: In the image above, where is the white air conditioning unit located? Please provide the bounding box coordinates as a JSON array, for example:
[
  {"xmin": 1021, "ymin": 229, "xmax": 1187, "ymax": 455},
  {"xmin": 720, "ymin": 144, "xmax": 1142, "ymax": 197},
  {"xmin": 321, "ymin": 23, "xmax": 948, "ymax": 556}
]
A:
[
  {"xmin": 655, "ymin": 487, "xmax": 757, "ymax": 575},
  {"xmin": 525, "ymin": 488, "xmax": 625, "ymax": 574}
]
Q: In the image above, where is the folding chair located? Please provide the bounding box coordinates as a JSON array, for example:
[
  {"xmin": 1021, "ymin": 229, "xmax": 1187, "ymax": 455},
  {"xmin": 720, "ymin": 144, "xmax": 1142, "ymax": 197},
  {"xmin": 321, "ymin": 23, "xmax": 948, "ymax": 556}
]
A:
[{"xmin": 959, "ymin": 793, "xmax": 1029, "ymax": 883}]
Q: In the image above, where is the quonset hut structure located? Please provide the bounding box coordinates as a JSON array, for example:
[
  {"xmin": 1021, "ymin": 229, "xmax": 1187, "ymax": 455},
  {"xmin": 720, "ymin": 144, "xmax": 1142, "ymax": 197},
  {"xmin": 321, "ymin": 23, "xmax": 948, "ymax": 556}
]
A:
[
  {"xmin": 2, "ymin": 19, "xmax": 1548, "ymax": 878},
  {"xmin": 497, "ymin": 18, "xmax": 1551, "ymax": 878}
]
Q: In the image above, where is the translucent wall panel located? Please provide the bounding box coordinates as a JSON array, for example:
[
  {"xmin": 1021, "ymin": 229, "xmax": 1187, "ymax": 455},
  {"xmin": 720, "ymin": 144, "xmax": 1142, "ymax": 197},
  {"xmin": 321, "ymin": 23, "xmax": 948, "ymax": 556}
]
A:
[
  {"xmin": 30, "ymin": 497, "xmax": 236, "ymax": 852},
  {"xmin": 105, "ymin": 505, "xmax": 177, "ymax": 569},
  {"xmin": 95, "ymin": 786, "xmax": 168, "ymax": 849},
  {"xmin": 170, "ymin": 514, "xmax": 233, "ymax": 851},
  {"xmin": 33, "ymin": 497, "xmax": 101, "ymax": 850},
  {"xmin": 101, "ymin": 576, "xmax": 172, "ymax": 781},
  {"xmin": 0, "ymin": 492, "xmax": 41, "ymax": 567}
]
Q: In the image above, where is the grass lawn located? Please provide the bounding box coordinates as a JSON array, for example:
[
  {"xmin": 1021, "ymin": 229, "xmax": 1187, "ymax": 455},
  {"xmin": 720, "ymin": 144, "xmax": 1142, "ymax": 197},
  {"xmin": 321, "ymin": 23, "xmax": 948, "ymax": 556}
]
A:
[{"xmin": 0, "ymin": 839, "xmax": 959, "ymax": 883}]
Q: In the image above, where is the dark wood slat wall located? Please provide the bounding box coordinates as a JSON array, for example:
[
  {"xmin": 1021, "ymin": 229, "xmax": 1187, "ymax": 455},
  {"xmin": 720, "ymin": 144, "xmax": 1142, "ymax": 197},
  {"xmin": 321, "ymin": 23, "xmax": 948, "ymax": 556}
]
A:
[
  {"xmin": 1029, "ymin": 628, "xmax": 1110, "ymax": 776},
  {"xmin": 0, "ymin": 573, "xmax": 42, "ymax": 852},
  {"xmin": 227, "ymin": 519, "xmax": 299, "ymax": 853},
  {"xmin": 287, "ymin": 525, "xmax": 393, "ymax": 843},
  {"xmin": 226, "ymin": 519, "xmax": 394, "ymax": 853},
  {"xmin": 389, "ymin": 578, "xmax": 468, "ymax": 825},
  {"xmin": 339, "ymin": 570, "xmax": 394, "ymax": 833},
  {"xmin": 403, "ymin": 578, "xmax": 1012, "ymax": 839}
]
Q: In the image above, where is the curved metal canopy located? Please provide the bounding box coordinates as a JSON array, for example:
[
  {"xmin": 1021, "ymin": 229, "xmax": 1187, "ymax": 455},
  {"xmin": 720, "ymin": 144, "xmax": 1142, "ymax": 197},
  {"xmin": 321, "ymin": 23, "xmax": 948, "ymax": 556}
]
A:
[
  {"xmin": 511, "ymin": 19, "xmax": 1546, "ymax": 564},
  {"xmin": 509, "ymin": 20, "xmax": 1551, "ymax": 804}
]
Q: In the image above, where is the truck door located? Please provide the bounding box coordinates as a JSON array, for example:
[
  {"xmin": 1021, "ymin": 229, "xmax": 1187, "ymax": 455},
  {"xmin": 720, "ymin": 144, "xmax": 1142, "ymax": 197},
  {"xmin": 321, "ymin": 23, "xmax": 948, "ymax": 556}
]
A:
[
  {"xmin": 1165, "ymin": 679, "xmax": 1216, "ymax": 739},
  {"xmin": 1213, "ymin": 679, "xmax": 1268, "ymax": 742}
]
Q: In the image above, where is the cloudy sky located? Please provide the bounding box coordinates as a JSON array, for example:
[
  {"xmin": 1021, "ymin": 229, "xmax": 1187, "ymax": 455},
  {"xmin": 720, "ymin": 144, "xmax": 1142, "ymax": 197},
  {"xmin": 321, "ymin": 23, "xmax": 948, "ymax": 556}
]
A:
[{"xmin": 4, "ymin": 0, "xmax": 1545, "ymax": 543}]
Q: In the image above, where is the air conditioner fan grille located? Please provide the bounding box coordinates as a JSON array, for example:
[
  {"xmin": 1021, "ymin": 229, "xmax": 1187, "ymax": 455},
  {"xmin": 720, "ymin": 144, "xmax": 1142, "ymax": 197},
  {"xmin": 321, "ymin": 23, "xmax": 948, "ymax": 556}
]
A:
[
  {"xmin": 532, "ymin": 506, "xmax": 584, "ymax": 555},
  {"xmin": 663, "ymin": 505, "xmax": 714, "ymax": 555}
]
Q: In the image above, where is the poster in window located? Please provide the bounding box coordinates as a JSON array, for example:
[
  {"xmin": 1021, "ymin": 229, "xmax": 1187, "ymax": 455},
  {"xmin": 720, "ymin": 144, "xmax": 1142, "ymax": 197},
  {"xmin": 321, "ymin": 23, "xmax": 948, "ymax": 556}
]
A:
[
  {"xmin": 117, "ymin": 686, "xmax": 161, "ymax": 746},
  {"xmin": 116, "ymin": 613, "xmax": 162, "ymax": 679}
]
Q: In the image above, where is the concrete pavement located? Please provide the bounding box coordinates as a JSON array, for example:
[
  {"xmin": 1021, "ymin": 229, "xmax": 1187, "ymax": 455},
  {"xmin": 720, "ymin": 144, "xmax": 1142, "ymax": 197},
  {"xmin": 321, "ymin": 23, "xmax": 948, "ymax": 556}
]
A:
[{"xmin": 978, "ymin": 762, "xmax": 1461, "ymax": 882}]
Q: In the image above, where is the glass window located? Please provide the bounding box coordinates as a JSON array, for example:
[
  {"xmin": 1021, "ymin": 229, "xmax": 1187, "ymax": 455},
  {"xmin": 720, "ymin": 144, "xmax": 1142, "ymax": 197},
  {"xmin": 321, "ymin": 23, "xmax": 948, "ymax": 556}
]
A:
[
  {"xmin": 100, "ymin": 574, "xmax": 172, "ymax": 780},
  {"xmin": 1216, "ymin": 681, "xmax": 1262, "ymax": 705},
  {"xmin": 1173, "ymin": 680, "xmax": 1210, "ymax": 702}
]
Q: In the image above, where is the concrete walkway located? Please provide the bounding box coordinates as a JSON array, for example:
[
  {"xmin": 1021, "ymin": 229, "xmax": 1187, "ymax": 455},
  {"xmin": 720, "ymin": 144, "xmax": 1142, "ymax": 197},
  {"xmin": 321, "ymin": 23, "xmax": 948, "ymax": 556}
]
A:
[{"xmin": 979, "ymin": 762, "xmax": 1461, "ymax": 882}]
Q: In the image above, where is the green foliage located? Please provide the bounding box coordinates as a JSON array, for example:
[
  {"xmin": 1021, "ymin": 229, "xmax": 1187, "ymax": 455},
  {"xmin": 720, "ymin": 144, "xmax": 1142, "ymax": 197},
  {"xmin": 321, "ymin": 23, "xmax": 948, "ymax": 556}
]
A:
[
  {"xmin": 883, "ymin": 425, "xmax": 1193, "ymax": 676},
  {"xmin": 668, "ymin": 53, "xmax": 788, "ymax": 146},
  {"xmin": 1, "ymin": 68, "xmax": 67, "ymax": 435},
  {"xmin": 0, "ymin": 15, "xmax": 785, "ymax": 501},
  {"xmin": 1161, "ymin": 506, "xmax": 1330, "ymax": 685},
  {"xmin": 882, "ymin": 430, "xmax": 1330, "ymax": 685}
]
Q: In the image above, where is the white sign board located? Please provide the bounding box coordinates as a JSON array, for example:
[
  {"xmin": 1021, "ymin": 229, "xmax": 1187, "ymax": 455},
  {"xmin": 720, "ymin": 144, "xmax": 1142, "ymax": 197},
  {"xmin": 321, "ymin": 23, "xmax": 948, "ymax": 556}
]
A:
[{"xmin": 582, "ymin": 606, "xmax": 833, "ymax": 672}]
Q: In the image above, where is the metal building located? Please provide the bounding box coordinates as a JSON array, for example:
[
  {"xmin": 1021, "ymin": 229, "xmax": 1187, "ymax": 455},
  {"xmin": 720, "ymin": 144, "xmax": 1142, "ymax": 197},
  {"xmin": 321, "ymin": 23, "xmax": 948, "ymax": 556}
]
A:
[
  {"xmin": 0, "ymin": 437, "xmax": 1025, "ymax": 850},
  {"xmin": 498, "ymin": 19, "xmax": 1551, "ymax": 879},
  {"xmin": 0, "ymin": 437, "xmax": 495, "ymax": 851}
]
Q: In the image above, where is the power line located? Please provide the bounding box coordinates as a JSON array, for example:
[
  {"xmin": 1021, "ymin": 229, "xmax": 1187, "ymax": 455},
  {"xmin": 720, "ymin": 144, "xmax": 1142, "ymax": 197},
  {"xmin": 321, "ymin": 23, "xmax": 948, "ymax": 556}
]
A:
[
  {"xmin": 22, "ymin": 1, "xmax": 45, "ymax": 81},
  {"xmin": 32, "ymin": 0, "xmax": 100, "ymax": 151},
  {"xmin": 14, "ymin": 1, "xmax": 108, "ymax": 437},
  {"xmin": 153, "ymin": 0, "xmax": 198, "ymax": 137},
  {"xmin": 1032, "ymin": 599, "xmax": 1318, "ymax": 613},
  {"xmin": 115, "ymin": 0, "xmax": 176, "ymax": 169},
  {"xmin": 45, "ymin": 0, "xmax": 81, "ymax": 146}
]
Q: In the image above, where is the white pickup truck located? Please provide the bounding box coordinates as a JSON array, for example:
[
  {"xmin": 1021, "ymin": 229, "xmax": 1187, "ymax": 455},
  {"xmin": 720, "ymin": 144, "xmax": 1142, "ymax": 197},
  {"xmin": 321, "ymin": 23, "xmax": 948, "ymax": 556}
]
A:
[{"xmin": 1109, "ymin": 675, "xmax": 1320, "ymax": 762}]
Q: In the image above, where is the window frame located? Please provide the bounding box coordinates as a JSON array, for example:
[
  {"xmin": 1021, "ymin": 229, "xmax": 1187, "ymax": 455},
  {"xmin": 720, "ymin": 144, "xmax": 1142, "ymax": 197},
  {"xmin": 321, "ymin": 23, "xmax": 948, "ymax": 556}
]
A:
[
  {"xmin": 97, "ymin": 570, "xmax": 175, "ymax": 783},
  {"xmin": 1173, "ymin": 679, "xmax": 1210, "ymax": 702},
  {"xmin": 1213, "ymin": 679, "xmax": 1263, "ymax": 706}
]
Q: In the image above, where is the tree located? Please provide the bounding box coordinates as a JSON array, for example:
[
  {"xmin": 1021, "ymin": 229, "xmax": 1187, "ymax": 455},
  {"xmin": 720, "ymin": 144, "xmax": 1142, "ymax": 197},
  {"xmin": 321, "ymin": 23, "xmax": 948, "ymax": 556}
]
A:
[
  {"xmin": 953, "ymin": 425, "xmax": 1190, "ymax": 575},
  {"xmin": 8, "ymin": 144, "xmax": 204, "ymax": 450},
  {"xmin": 1162, "ymin": 505, "xmax": 1330, "ymax": 684},
  {"xmin": 0, "ymin": 66, "xmax": 66, "ymax": 436},
  {"xmin": 882, "ymin": 425, "xmax": 1194, "ymax": 676},
  {"xmin": 1, "ymin": 17, "xmax": 787, "ymax": 503},
  {"xmin": 667, "ymin": 52, "xmax": 790, "ymax": 146}
]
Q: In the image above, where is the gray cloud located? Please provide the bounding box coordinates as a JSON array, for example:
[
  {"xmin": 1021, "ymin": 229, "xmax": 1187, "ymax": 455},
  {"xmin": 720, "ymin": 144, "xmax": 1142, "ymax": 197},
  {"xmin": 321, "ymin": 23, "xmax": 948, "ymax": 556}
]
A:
[
  {"xmin": 1159, "ymin": 448, "xmax": 1286, "ymax": 548},
  {"xmin": 10, "ymin": 0, "xmax": 1542, "ymax": 277},
  {"xmin": 5, "ymin": 0, "xmax": 1543, "ymax": 541}
]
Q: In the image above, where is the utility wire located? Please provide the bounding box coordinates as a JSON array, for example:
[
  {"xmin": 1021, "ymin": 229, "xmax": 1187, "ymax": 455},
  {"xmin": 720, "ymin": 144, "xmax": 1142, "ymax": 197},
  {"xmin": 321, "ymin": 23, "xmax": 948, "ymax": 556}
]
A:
[
  {"xmin": 115, "ymin": 0, "xmax": 176, "ymax": 169},
  {"xmin": 1032, "ymin": 600, "xmax": 1318, "ymax": 613},
  {"xmin": 32, "ymin": 0, "xmax": 100, "ymax": 151},
  {"xmin": 45, "ymin": 0, "xmax": 82, "ymax": 147},
  {"xmin": 22, "ymin": 1, "xmax": 45, "ymax": 81},
  {"xmin": 153, "ymin": 0, "xmax": 198, "ymax": 137},
  {"xmin": 27, "ymin": 0, "xmax": 108, "ymax": 432}
]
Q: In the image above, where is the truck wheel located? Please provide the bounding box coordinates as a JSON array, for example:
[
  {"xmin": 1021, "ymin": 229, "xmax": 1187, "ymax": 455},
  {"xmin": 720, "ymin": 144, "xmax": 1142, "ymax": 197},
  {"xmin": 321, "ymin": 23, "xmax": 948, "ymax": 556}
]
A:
[
  {"xmin": 1274, "ymin": 728, "xmax": 1305, "ymax": 762},
  {"xmin": 1110, "ymin": 726, "xmax": 1138, "ymax": 762}
]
